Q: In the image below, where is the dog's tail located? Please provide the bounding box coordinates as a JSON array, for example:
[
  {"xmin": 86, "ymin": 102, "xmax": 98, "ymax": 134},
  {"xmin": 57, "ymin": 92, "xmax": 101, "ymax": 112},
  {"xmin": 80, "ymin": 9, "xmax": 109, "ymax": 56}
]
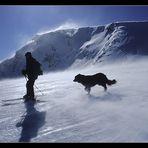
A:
[{"xmin": 107, "ymin": 79, "xmax": 117, "ymax": 85}]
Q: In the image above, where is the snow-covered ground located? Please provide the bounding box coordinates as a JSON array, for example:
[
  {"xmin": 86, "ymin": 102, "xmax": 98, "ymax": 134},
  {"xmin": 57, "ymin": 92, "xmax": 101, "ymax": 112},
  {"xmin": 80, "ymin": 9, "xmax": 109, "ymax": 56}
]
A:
[{"xmin": 0, "ymin": 57, "xmax": 148, "ymax": 142}]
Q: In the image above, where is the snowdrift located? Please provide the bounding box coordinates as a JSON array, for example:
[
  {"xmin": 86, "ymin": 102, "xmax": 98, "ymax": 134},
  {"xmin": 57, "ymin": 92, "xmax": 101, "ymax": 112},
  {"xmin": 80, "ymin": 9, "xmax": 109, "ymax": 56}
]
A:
[{"xmin": 0, "ymin": 58, "xmax": 148, "ymax": 142}]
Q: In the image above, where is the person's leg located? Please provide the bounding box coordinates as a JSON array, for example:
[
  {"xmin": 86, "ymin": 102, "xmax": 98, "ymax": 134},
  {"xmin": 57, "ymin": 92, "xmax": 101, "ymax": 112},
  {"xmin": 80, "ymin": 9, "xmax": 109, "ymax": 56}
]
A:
[
  {"xmin": 28, "ymin": 79, "xmax": 35, "ymax": 98},
  {"xmin": 25, "ymin": 78, "xmax": 35, "ymax": 99}
]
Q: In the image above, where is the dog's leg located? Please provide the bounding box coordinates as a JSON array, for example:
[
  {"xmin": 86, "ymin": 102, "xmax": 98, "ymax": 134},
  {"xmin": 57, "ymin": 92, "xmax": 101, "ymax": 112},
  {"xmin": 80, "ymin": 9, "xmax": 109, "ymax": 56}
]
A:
[
  {"xmin": 85, "ymin": 87, "xmax": 91, "ymax": 94},
  {"xmin": 103, "ymin": 84, "xmax": 107, "ymax": 91}
]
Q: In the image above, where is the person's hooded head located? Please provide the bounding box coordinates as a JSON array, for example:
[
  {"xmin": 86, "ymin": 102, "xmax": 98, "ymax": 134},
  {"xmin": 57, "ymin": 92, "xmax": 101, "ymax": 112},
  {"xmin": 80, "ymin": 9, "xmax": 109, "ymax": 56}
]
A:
[{"xmin": 25, "ymin": 52, "xmax": 32, "ymax": 59}]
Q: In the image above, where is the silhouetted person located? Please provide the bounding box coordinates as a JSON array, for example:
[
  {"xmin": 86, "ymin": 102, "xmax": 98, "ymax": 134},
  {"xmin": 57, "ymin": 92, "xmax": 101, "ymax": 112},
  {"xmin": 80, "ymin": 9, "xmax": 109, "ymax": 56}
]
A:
[{"xmin": 22, "ymin": 52, "xmax": 43, "ymax": 101}]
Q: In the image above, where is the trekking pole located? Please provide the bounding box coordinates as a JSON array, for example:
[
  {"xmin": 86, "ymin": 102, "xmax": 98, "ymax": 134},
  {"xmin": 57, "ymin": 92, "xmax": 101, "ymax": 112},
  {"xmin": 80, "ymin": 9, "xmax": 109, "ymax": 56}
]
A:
[
  {"xmin": 24, "ymin": 75, "xmax": 44, "ymax": 96},
  {"xmin": 24, "ymin": 75, "xmax": 28, "ymax": 82},
  {"xmin": 34, "ymin": 84, "xmax": 44, "ymax": 96}
]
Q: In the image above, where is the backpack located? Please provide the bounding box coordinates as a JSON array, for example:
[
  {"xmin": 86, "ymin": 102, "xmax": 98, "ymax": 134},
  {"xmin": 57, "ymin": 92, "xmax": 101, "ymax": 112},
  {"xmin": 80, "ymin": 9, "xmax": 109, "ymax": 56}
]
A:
[{"xmin": 33, "ymin": 59, "xmax": 43, "ymax": 76}]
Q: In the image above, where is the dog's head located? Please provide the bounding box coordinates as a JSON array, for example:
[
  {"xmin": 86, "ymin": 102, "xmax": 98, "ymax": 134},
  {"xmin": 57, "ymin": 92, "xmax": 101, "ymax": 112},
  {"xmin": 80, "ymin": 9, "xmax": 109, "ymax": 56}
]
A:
[
  {"xmin": 112, "ymin": 79, "xmax": 117, "ymax": 84},
  {"xmin": 73, "ymin": 74, "xmax": 82, "ymax": 83}
]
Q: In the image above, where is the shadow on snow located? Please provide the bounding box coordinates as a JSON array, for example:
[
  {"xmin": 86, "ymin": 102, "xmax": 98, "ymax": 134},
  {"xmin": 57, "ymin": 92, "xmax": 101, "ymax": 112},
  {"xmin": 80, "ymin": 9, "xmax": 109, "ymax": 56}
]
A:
[
  {"xmin": 16, "ymin": 100, "xmax": 46, "ymax": 142},
  {"xmin": 88, "ymin": 92, "xmax": 123, "ymax": 102}
]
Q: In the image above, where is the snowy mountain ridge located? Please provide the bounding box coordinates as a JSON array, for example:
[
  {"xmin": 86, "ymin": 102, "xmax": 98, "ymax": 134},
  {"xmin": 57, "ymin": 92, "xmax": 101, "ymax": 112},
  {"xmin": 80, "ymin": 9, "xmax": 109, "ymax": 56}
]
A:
[
  {"xmin": 0, "ymin": 21, "xmax": 148, "ymax": 79},
  {"xmin": 1, "ymin": 21, "xmax": 148, "ymax": 142}
]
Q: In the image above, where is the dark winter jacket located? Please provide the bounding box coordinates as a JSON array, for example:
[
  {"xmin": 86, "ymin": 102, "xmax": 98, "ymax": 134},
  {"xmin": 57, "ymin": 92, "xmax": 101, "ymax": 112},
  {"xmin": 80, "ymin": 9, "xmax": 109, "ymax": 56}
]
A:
[{"xmin": 25, "ymin": 57, "xmax": 41, "ymax": 79}]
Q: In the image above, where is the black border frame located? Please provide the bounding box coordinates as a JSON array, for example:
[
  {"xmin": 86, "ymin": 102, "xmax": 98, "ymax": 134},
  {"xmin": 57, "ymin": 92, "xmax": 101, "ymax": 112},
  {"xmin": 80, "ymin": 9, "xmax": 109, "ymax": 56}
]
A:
[{"xmin": 0, "ymin": 0, "xmax": 148, "ymax": 5}]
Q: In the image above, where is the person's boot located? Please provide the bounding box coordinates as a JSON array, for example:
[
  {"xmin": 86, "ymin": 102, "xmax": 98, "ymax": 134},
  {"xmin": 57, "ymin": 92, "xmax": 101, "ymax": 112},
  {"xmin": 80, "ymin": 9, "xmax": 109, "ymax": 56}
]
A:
[
  {"xmin": 23, "ymin": 94, "xmax": 33, "ymax": 102},
  {"xmin": 31, "ymin": 97, "xmax": 36, "ymax": 101},
  {"xmin": 23, "ymin": 94, "xmax": 29, "ymax": 99},
  {"xmin": 24, "ymin": 94, "xmax": 36, "ymax": 102},
  {"xmin": 29, "ymin": 94, "xmax": 36, "ymax": 101}
]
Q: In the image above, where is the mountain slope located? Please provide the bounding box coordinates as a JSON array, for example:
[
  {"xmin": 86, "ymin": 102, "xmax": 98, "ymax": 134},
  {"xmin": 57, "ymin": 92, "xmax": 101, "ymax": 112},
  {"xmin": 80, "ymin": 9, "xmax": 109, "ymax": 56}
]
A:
[{"xmin": 0, "ymin": 21, "xmax": 148, "ymax": 79}]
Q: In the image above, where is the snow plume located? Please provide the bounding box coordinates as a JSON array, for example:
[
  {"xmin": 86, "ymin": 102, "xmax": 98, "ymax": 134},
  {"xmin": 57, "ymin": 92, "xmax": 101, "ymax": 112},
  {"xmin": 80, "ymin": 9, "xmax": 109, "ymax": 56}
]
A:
[
  {"xmin": 0, "ymin": 52, "xmax": 15, "ymax": 64},
  {"xmin": 1, "ymin": 21, "xmax": 148, "ymax": 79},
  {"xmin": 37, "ymin": 20, "xmax": 85, "ymax": 35},
  {"xmin": 16, "ymin": 33, "xmax": 35, "ymax": 50}
]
